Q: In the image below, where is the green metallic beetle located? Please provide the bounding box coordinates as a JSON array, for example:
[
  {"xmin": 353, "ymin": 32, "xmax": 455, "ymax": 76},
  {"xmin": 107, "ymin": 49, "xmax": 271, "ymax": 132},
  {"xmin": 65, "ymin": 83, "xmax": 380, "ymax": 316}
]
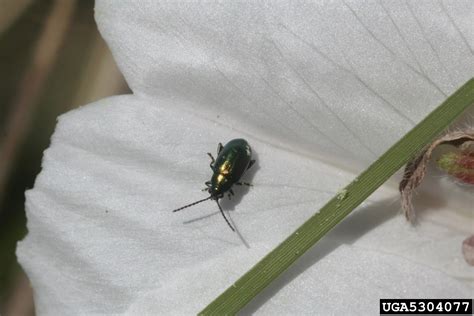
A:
[{"xmin": 172, "ymin": 138, "xmax": 255, "ymax": 231}]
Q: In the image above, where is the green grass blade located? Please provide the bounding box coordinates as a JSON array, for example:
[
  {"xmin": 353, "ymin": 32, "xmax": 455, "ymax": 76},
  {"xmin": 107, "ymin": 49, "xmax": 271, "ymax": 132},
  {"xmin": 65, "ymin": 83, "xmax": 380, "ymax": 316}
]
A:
[{"xmin": 200, "ymin": 78, "xmax": 474, "ymax": 315}]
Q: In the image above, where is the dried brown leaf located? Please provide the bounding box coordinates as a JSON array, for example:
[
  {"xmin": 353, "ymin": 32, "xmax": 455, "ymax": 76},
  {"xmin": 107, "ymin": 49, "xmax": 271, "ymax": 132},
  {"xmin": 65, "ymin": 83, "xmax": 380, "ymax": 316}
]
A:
[{"xmin": 399, "ymin": 129, "xmax": 474, "ymax": 222}]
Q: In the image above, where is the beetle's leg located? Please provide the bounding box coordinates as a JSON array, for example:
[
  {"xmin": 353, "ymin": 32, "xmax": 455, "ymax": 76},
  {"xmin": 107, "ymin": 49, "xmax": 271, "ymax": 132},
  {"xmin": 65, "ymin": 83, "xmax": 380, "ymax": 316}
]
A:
[
  {"xmin": 202, "ymin": 181, "xmax": 212, "ymax": 191},
  {"xmin": 207, "ymin": 153, "xmax": 215, "ymax": 169},
  {"xmin": 247, "ymin": 159, "xmax": 256, "ymax": 170},
  {"xmin": 217, "ymin": 143, "xmax": 224, "ymax": 154},
  {"xmin": 236, "ymin": 182, "xmax": 253, "ymax": 187},
  {"xmin": 207, "ymin": 153, "xmax": 215, "ymax": 163},
  {"xmin": 202, "ymin": 183, "xmax": 210, "ymax": 191}
]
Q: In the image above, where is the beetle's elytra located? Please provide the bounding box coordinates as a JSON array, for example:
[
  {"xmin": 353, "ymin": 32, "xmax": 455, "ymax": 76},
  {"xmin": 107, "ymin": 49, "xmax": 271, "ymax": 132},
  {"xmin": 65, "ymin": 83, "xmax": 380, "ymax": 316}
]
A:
[{"xmin": 172, "ymin": 138, "xmax": 255, "ymax": 231}]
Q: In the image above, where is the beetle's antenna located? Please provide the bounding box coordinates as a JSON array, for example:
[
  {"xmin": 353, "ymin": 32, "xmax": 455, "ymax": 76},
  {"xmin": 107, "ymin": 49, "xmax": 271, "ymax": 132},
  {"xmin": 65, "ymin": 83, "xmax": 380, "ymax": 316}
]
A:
[
  {"xmin": 172, "ymin": 196, "xmax": 213, "ymax": 212},
  {"xmin": 215, "ymin": 200, "xmax": 235, "ymax": 232}
]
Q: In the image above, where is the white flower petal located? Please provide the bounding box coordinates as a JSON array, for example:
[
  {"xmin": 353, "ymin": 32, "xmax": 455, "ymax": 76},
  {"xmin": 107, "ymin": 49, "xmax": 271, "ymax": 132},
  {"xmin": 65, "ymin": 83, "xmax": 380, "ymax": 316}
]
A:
[{"xmin": 18, "ymin": 1, "xmax": 474, "ymax": 314}]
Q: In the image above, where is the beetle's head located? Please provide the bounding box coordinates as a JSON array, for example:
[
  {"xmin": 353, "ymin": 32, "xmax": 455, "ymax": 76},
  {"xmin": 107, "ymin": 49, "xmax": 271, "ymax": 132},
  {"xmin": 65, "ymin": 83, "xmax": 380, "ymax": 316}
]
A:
[
  {"xmin": 208, "ymin": 187, "xmax": 224, "ymax": 200},
  {"xmin": 172, "ymin": 182, "xmax": 234, "ymax": 231}
]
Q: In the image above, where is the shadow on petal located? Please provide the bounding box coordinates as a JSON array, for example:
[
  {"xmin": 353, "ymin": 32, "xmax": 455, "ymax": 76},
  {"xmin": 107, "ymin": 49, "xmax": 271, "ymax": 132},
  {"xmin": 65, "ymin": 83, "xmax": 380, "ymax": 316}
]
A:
[{"xmin": 241, "ymin": 196, "xmax": 407, "ymax": 313}]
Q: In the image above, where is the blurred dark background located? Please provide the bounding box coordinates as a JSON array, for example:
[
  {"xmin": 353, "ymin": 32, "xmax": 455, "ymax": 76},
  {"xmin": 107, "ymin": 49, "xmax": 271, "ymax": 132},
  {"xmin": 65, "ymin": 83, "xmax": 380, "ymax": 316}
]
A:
[{"xmin": 0, "ymin": 1, "xmax": 130, "ymax": 314}]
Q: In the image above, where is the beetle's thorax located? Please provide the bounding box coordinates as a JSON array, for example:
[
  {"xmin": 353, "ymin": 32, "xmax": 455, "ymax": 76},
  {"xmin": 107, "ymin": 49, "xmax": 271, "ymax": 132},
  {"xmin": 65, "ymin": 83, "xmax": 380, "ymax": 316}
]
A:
[{"xmin": 210, "ymin": 164, "xmax": 232, "ymax": 198}]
